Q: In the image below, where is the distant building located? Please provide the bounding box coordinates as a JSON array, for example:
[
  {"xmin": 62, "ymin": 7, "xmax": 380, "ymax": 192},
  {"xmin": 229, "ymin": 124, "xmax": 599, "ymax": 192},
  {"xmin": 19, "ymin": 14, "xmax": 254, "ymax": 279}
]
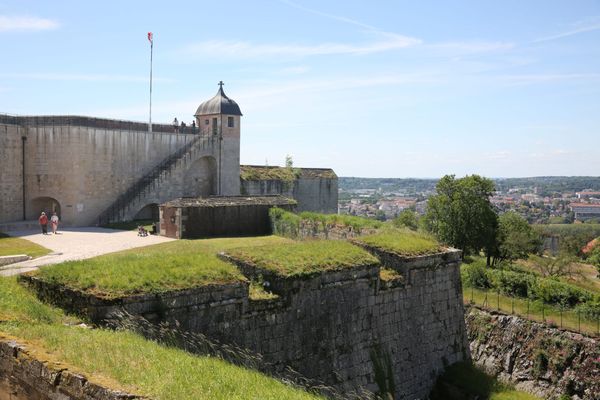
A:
[
  {"xmin": 570, "ymin": 203, "xmax": 600, "ymax": 222},
  {"xmin": 576, "ymin": 191, "xmax": 600, "ymax": 200}
]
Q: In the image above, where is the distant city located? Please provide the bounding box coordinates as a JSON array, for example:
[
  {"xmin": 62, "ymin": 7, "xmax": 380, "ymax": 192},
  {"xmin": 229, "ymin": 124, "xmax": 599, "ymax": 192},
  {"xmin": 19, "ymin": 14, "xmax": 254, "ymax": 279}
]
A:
[{"xmin": 338, "ymin": 176, "xmax": 600, "ymax": 224}]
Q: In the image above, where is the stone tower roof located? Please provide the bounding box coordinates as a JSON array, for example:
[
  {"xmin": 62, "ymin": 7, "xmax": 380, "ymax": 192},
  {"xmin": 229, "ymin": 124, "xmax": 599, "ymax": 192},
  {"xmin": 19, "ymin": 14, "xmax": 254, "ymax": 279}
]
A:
[{"xmin": 194, "ymin": 82, "xmax": 242, "ymax": 117}]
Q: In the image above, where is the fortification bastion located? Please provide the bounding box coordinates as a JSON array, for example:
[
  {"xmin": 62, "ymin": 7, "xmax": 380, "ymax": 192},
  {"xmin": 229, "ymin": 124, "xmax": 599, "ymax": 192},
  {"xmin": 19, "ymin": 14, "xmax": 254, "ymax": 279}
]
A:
[{"xmin": 20, "ymin": 238, "xmax": 469, "ymax": 399}]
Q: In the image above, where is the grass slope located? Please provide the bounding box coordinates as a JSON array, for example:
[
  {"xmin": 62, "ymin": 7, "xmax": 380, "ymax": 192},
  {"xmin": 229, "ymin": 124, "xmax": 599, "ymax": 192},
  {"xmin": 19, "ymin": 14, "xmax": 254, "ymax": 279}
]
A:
[
  {"xmin": 0, "ymin": 277, "xmax": 321, "ymax": 400},
  {"xmin": 227, "ymin": 240, "xmax": 379, "ymax": 277},
  {"xmin": 0, "ymin": 232, "xmax": 52, "ymax": 258},
  {"xmin": 34, "ymin": 236, "xmax": 290, "ymax": 298}
]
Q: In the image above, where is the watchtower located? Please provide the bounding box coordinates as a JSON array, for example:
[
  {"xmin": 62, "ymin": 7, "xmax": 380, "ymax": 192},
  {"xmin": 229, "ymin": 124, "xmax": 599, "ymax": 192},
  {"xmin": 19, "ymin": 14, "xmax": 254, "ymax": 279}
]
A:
[{"xmin": 194, "ymin": 81, "xmax": 242, "ymax": 196}]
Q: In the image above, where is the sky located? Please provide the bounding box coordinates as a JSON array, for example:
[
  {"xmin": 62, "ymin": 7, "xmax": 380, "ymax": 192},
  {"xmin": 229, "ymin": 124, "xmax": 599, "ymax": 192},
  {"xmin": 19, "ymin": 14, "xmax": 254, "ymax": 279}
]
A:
[{"xmin": 1, "ymin": 1, "xmax": 599, "ymax": 178}]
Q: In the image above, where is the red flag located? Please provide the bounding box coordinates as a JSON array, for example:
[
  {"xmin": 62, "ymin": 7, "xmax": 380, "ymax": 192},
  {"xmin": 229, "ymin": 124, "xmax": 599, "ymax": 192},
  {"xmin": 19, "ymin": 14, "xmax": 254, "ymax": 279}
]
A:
[{"xmin": 147, "ymin": 32, "xmax": 153, "ymax": 42}]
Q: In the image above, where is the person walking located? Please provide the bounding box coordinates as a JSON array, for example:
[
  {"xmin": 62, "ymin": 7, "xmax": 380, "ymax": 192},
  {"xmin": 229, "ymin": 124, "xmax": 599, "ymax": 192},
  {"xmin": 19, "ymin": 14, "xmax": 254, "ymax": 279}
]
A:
[
  {"xmin": 38, "ymin": 212, "xmax": 48, "ymax": 235},
  {"xmin": 50, "ymin": 212, "xmax": 59, "ymax": 234},
  {"xmin": 173, "ymin": 117, "xmax": 179, "ymax": 133}
]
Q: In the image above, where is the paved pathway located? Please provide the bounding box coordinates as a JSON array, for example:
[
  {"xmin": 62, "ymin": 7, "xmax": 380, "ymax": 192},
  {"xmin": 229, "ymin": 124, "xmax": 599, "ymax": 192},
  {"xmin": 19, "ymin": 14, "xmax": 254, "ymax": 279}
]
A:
[{"xmin": 0, "ymin": 227, "xmax": 174, "ymax": 276}]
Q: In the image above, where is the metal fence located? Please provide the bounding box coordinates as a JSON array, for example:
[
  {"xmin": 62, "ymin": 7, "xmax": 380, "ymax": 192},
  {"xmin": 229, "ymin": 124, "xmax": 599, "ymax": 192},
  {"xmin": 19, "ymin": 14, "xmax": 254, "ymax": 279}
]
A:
[{"xmin": 464, "ymin": 286, "xmax": 600, "ymax": 337}]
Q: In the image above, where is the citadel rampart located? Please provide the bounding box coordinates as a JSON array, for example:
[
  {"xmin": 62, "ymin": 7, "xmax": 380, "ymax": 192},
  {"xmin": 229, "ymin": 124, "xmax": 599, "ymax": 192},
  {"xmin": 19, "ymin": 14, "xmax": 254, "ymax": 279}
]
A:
[
  {"xmin": 21, "ymin": 246, "xmax": 468, "ymax": 399},
  {"xmin": 0, "ymin": 114, "xmax": 240, "ymax": 226}
]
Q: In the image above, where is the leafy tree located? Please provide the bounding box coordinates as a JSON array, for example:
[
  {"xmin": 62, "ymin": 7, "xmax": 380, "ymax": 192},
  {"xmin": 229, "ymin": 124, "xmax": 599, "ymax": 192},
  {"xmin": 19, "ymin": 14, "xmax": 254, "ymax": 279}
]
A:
[
  {"xmin": 392, "ymin": 209, "xmax": 419, "ymax": 230},
  {"xmin": 424, "ymin": 175, "xmax": 498, "ymax": 264},
  {"xmin": 493, "ymin": 211, "xmax": 541, "ymax": 264},
  {"xmin": 285, "ymin": 154, "xmax": 293, "ymax": 168},
  {"xmin": 528, "ymin": 254, "xmax": 576, "ymax": 278}
]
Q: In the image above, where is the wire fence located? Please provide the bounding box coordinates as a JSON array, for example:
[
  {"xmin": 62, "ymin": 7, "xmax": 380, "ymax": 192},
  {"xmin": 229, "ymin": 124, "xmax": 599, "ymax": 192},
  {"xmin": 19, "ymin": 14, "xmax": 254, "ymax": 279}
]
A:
[{"xmin": 463, "ymin": 286, "xmax": 600, "ymax": 337}]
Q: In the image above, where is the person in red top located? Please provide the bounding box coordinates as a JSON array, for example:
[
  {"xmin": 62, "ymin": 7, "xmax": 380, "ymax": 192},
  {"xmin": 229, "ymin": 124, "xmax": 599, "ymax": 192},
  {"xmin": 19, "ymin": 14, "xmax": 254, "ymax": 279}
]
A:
[{"xmin": 38, "ymin": 212, "xmax": 48, "ymax": 235}]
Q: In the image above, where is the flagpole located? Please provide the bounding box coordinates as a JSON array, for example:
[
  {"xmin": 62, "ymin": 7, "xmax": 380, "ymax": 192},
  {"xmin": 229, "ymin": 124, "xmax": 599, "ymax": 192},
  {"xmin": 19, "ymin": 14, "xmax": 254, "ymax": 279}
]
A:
[{"xmin": 148, "ymin": 33, "xmax": 153, "ymax": 133}]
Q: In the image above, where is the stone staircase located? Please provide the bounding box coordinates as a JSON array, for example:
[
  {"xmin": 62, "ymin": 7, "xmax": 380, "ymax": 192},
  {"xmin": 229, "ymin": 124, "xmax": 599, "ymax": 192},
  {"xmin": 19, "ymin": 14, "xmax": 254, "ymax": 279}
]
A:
[{"xmin": 97, "ymin": 134, "xmax": 213, "ymax": 225}]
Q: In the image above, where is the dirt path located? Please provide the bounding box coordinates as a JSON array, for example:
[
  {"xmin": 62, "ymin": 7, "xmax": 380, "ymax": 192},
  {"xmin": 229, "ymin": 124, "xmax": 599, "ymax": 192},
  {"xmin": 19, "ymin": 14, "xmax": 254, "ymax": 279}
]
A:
[{"xmin": 0, "ymin": 227, "xmax": 174, "ymax": 276}]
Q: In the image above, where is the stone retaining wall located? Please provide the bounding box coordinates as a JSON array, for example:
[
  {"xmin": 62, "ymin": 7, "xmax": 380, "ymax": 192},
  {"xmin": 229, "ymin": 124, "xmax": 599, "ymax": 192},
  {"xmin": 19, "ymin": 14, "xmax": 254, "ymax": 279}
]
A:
[
  {"xmin": 21, "ymin": 248, "xmax": 468, "ymax": 399},
  {"xmin": 0, "ymin": 339, "xmax": 143, "ymax": 400},
  {"xmin": 466, "ymin": 307, "xmax": 599, "ymax": 400}
]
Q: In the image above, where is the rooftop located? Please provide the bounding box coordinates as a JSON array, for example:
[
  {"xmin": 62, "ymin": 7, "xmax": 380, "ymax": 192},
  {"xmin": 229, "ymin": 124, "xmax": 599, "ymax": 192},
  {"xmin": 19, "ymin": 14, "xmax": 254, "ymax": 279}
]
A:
[
  {"xmin": 194, "ymin": 82, "xmax": 242, "ymax": 117},
  {"xmin": 162, "ymin": 196, "xmax": 297, "ymax": 208},
  {"xmin": 240, "ymin": 165, "xmax": 337, "ymax": 181}
]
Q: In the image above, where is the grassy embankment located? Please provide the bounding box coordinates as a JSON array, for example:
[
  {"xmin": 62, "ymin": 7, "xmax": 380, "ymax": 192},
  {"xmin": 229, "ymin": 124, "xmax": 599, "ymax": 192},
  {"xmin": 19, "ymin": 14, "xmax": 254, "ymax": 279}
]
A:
[
  {"xmin": 0, "ymin": 232, "xmax": 52, "ymax": 258},
  {"xmin": 0, "ymin": 276, "xmax": 322, "ymax": 400},
  {"xmin": 33, "ymin": 236, "xmax": 290, "ymax": 298}
]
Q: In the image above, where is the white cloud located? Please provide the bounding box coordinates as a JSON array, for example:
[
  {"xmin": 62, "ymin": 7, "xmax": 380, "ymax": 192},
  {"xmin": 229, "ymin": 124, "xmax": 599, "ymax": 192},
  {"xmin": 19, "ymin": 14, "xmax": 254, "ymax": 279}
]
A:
[
  {"xmin": 0, "ymin": 72, "xmax": 174, "ymax": 83},
  {"xmin": 181, "ymin": 35, "xmax": 420, "ymax": 59},
  {"xmin": 0, "ymin": 15, "xmax": 59, "ymax": 32},
  {"xmin": 532, "ymin": 16, "xmax": 600, "ymax": 43}
]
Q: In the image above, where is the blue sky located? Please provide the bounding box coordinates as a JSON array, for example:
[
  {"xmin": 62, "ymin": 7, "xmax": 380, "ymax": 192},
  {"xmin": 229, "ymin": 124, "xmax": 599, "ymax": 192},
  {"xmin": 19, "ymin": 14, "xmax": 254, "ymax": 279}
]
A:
[{"xmin": 1, "ymin": 1, "xmax": 599, "ymax": 178}]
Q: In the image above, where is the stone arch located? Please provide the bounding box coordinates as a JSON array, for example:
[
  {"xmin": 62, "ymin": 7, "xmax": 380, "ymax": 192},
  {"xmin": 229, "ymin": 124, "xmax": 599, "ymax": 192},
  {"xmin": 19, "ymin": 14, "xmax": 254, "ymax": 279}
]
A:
[
  {"xmin": 133, "ymin": 203, "xmax": 159, "ymax": 221},
  {"xmin": 183, "ymin": 156, "xmax": 217, "ymax": 197},
  {"xmin": 28, "ymin": 196, "xmax": 61, "ymax": 220}
]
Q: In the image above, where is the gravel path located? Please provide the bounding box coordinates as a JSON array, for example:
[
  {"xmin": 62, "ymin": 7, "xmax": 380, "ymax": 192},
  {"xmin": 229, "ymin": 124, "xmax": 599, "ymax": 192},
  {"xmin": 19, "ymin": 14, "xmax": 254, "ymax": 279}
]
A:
[{"xmin": 0, "ymin": 227, "xmax": 174, "ymax": 276}]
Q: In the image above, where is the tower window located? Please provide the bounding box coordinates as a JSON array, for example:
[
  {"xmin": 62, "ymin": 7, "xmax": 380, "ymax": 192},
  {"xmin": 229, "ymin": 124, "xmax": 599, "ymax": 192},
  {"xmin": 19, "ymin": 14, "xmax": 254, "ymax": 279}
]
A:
[
  {"xmin": 212, "ymin": 118, "xmax": 218, "ymax": 134},
  {"xmin": 228, "ymin": 117, "xmax": 234, "ymax": 128},
  {"xmin": 204, "ymin": 119, "xmax": 209, "ymax": 125}
]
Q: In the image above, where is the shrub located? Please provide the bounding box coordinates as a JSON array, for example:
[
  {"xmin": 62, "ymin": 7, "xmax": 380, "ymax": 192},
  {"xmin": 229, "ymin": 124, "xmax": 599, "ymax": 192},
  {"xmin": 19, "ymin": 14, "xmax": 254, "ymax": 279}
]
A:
[
  {"xmin": 461, "ymin": 262, "xmax": 491, "ymax": 289},
  {"xmin": 489, "ymin": 269, "xmax": 533, "ymax": 298},
  {"xmin": 530, "ymin": 278, "xmax": 593, "ymax": 308}
]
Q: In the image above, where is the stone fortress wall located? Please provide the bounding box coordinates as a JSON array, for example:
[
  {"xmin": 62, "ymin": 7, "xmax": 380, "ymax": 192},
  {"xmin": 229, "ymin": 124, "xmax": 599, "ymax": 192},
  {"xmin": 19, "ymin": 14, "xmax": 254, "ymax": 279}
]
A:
[
  {"xmin": 241, "ymin": 167, "xmax": 338, "ymax": 214},
  {"xmin": 0, "ymin": 115, "xmax": 234, "ymax": 226},
  {"xmin": 23, "ymin": 247, "xmax": 469, "ymax": 399}
]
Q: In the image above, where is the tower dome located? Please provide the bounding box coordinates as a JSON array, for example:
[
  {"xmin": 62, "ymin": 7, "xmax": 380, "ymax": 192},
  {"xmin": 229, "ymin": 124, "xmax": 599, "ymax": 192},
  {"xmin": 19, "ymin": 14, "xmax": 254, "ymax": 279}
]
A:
[{"xmin": 194, "ymin": 81, "xmax": 242, "ymax": 117}]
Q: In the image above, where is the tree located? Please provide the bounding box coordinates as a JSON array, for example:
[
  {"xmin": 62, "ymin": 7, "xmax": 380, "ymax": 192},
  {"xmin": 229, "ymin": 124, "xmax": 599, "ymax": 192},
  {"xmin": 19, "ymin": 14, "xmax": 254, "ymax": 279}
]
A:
[
  {"xmin": 392, "ymin": 209, "xmax": 419, "ymax": 230},
  {"xmin": 424, "ymin": 174, "xmax": 498, "ymax": 264},
  {"xmin": 285, "ymin": 154, "xmax": 293, "ymax": 168},
  {"xmin": 493, "ymin": 211, "xmax": 541, "ymax": 264}
]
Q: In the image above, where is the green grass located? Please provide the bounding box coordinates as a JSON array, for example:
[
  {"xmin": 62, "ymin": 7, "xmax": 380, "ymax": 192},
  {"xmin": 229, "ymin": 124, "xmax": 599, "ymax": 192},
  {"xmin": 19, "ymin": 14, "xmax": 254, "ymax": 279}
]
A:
[
  {"xmin": 33, "ymin": 236, "xmax": 290, "ymax": 298},
  {"xmin": 0, "ymin": 276, "xmax": 69, "ymax": 324},
  {"xmin": 0, "ymin": 232, "xmax": 52, "ymax": 258},
  {"xmin": 0, "ymin": 277, "xmax": 321, "ymax": 400},
  {"xmin": 430, "ymin": 362, "xmax": 542, "ymax": 400},
  {"xmin": 227, "ymin": 240, "xmax": 379, "ymax": 278},
  {"xmin": 379, "ymin": 268, "xmax": 402, "ymax": 282},
  {"xmin": 355, "ymin": 229, "xmax": 443, "ymax": 256}
]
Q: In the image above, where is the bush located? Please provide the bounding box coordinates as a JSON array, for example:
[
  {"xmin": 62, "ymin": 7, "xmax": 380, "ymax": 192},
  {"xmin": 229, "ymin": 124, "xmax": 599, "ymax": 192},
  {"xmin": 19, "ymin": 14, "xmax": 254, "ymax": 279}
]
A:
[
  {"xmin": 461, "ymin": 261, "xmax": 596, "ymax": 308},
  {"xmin": 489, "ymin": 269, "xmax": 533, "ymax": 298},
  {"xmin": 530, "ymin": 278, "xmax": 593, "ymax": 308},
  {"xmin": 461, "ymin": 262, "xmax": 491, "ymax": 289}
]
